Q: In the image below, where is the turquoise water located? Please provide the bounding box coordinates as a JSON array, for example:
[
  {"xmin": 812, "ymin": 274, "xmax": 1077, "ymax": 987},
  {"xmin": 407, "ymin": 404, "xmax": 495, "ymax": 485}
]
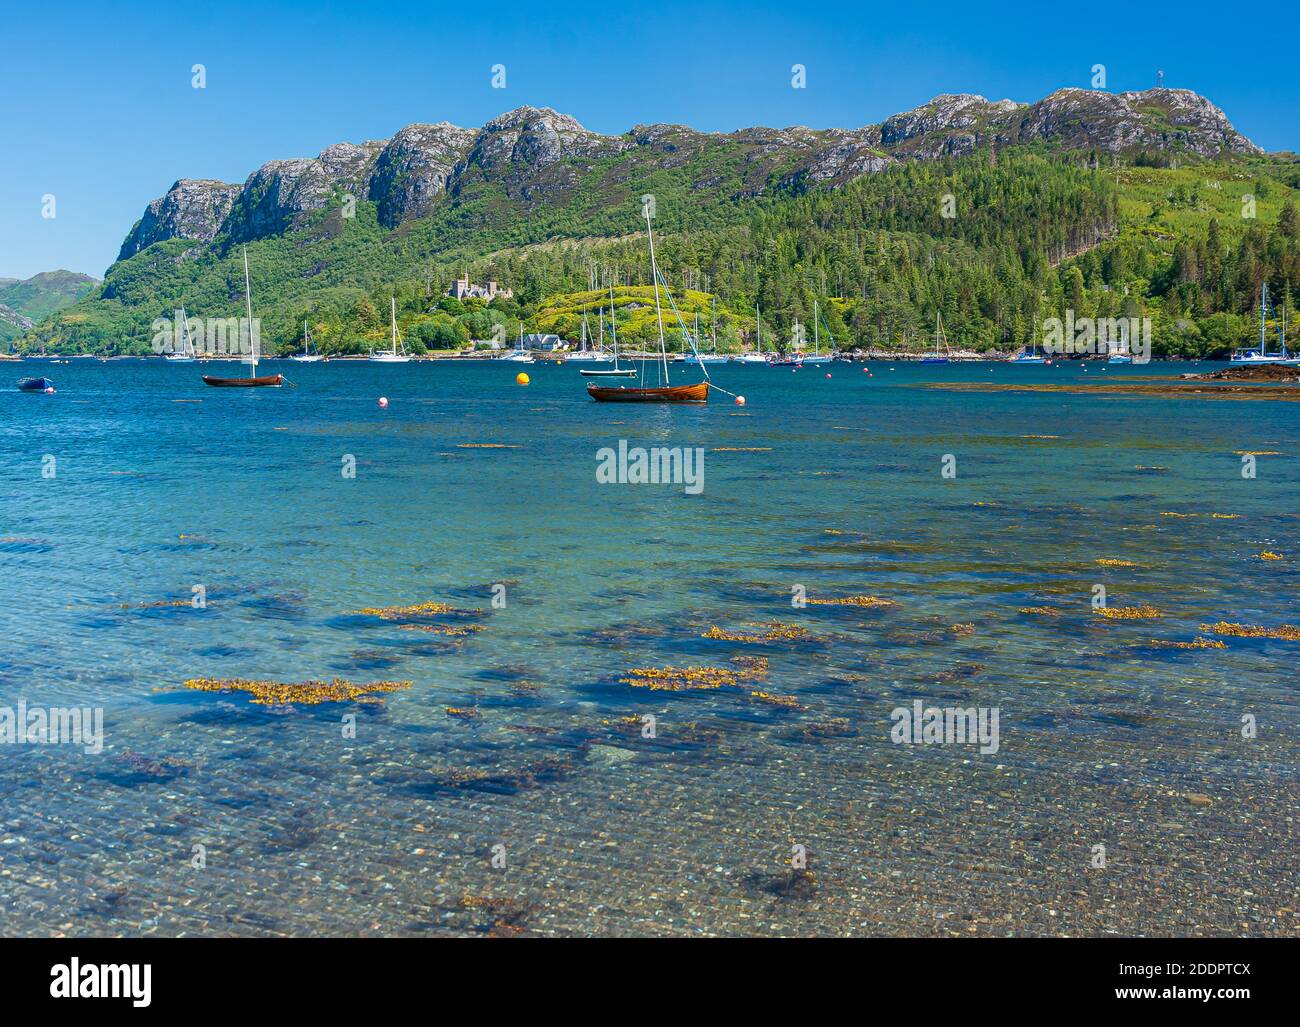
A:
[{"xmin": 1, "ymin": 358, "xmax": 1296, "ymax": 936}]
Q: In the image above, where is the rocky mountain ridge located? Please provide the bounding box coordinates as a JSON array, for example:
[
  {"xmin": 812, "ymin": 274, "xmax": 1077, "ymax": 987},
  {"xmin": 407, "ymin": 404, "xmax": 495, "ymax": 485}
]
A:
[{"xmin": 117, "ymin": 87, "xmax": 1261, "ymax": 262}]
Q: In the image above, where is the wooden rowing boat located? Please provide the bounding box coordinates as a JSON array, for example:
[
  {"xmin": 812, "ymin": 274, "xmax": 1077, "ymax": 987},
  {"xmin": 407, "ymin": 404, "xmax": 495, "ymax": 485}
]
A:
[
  {"xmin": 202, "ymin": 247, "xmax": 283, "ymax": 388},
  {"xmin": 587, "ymin": 204, "xmax": 711, "ymax": 403},
  {"xmin": 202, "ymin": 373, "xmax": 283, "ymax": 388},
  {"xmin": 587, "ymin": 381, "xmax": 709, "ymax": 403}
]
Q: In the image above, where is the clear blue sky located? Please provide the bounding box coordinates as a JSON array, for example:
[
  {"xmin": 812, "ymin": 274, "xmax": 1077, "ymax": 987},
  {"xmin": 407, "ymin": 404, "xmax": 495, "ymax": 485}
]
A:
[{"xmin": 2, "ymin": 0, "xmax": 1294, "ymax": 279}]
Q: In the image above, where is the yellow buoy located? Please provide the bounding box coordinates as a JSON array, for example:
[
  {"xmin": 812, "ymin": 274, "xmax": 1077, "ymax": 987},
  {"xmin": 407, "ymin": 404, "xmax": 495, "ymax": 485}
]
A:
[{"xmin": 516, "ymin": 372, "xmax": 530, "ymax": 385}]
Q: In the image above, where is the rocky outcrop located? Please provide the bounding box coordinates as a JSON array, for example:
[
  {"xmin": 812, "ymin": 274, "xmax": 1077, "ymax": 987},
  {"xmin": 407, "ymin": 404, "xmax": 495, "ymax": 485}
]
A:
[
  {"xmin": 1014, "ymin": 88, "xmax": 1262, "ymax": 156},
  {"xmin": 224, "ymin": 141, "xmax": 385, "ymax": 242},
  {"xmin": 117, "ymin": 179, "xmax": 241, "ymax": 260},
  {"xmin": 0, "ymin": 303, "xmax": 34, "ymax": 331},
  {"xmin": 367, "ymin": 123, "xmax": 476, "ymax": 227},
  {"xmin": 880, "ymin": 94, "xmax": 1020, "ymax": 152},
  {"xmin": 112, "ymin": 89, "xmax": 1262, "ymax": 261}
]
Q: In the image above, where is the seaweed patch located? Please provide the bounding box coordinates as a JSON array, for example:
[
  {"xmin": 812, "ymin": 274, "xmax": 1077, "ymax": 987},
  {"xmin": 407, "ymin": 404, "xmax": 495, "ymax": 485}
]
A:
[
  {"xmin": 1200, "ymin": 622, "xmax": 1300, "ymax": 641},
  {"xmin": 806, "ymin": 595, "xmax": 899, "ymax": 608},
  {"xmin": 183, "ymin": 677, "xmax": 411, "ymax": 705},
  {"xmin": 620, "ymin": 666, "xmax": 739, "ymax": 691},
  {"xmin": 1095, "ymin": 605, "xmax": 1163, "ymax": 620}
]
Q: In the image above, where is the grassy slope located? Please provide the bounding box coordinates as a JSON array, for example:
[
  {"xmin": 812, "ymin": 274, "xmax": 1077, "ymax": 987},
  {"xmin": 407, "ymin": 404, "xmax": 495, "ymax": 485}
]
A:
[{"xmin": 23, "ymin": 152, "xmax": 1300, "ymax": 356}]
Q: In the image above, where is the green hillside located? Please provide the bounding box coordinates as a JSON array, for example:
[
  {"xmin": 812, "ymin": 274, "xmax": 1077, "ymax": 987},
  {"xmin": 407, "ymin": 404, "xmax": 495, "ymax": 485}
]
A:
[
  {"xmin": 23, "ymin": 150, "xmax": 1300, "ymax": 359},
  {"xmin": 0, "ymin": 271, "xmax": 99, "ymax": 345}
]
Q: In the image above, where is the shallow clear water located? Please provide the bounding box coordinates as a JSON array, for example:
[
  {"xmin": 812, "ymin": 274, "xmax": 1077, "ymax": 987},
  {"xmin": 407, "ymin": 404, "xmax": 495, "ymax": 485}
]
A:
[{"xmin": 1, "ymin": 358, "xmax": 1296, "ymax": 936}]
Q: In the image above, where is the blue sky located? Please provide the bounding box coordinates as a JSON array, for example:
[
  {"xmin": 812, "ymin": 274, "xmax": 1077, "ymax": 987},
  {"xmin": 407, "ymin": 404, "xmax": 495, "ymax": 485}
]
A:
[{"xmin": 2, "ymin": 0, "xmax": 1294, "ymax": 279}]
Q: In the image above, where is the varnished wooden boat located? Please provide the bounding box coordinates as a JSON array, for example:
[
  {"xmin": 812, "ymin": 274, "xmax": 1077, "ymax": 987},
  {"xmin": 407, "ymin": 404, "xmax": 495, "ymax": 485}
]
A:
[
  {"xmin": 587, "ymin": 381, "xmax": 709, "ymax": 403},
  {"xmin": 202, "ymin": 372, "xmax": 283, "ymax": 388},
  {"xmin": 200, "ymin": 248, "xmax": 283, "ymax": 388}
]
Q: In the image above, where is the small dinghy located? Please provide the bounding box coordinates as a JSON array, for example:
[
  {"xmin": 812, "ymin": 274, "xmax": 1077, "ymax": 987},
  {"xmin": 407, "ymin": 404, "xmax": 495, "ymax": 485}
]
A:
[{"xmin": 17, "ymin": 376, "xmax": 54, "ymax": 392}]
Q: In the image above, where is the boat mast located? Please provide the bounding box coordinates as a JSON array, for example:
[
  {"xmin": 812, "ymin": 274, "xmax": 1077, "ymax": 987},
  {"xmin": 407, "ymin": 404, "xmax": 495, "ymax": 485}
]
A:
[
  {"xmin": 814, "ymin": 300, "xmax": 819, "ymax": 357},
  {"xmin": 1261, "ymin": 282, "xmax": 1268, "ymax": 355},
  {"xmin": 181, "ymin": 306, "xmax": 195, "ymax": 356},
  {"xmin": 243, "ymin": 247, "xmax": 256, "ymax": 373},
  {"xmin": 391, "ymin": 297, "xmax": 398, "ymax": 356},
  {"xmin": 645, "ymin": 206, "xmax": 668, "ymax": 384},
  {"xmin": 609, "ymin": 283, "xmax": 619, "ymax": 368},
  {"xmin": 756, "ymin": 304, "xmax": 762, "ymax": 356}
]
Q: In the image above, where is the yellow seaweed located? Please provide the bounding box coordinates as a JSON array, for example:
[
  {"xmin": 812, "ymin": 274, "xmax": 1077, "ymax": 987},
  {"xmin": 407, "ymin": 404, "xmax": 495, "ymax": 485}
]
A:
[{"xmin": 183, "ymin": 677, "xmax": 411, "ymax": 706}]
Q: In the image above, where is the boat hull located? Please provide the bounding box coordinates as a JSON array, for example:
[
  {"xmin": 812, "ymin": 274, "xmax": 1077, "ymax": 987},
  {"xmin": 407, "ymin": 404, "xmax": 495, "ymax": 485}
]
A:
[
  {"xmin": 202, "ymin": 373, "xmax": 284, "ymax": 388},
  {"xmin": 580, "ymin": 368, "xmax": 638, "ymax": 377},
  {"xmin": 587, "ymin": 381, "xmax": 709, "ymax": 403},
  {"xmin": 16, "ymin": 376, "xmax": 53, "ymax": 392}
]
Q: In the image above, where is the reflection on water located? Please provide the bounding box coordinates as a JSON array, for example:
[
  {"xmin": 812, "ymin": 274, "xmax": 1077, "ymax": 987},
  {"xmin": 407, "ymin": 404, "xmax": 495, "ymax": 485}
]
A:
[{"xmin": 0, "ymin": 359, "xmax": 1296, "ymax": 936}]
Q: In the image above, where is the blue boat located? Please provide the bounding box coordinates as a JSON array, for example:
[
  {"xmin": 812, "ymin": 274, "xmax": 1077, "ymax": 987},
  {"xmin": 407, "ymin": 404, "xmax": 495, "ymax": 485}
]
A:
[
  {"xmin": 17, "ymin": 376, "xmax": 54, "ymax": 392},
  {"xmin": 921, "ymin": 312, "xmax": 951, "ymax": 363}
]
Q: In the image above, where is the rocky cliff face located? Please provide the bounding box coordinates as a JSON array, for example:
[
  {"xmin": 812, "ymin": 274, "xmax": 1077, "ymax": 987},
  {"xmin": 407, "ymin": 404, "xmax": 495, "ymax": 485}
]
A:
[
  {"xmin": 367, "ymin": 122, "xmax": 477, "ymax": 227},
  {"xmin": 118, "ymin": 179, "xmax": 241, "ymax": 260},
  {"xmin": 1015, "ymin": 88, "xmax": 1262, "ymax": 156},
  {"xmin": 114, "ymin": 89, "xmax": 1261, "ymax": 260}
]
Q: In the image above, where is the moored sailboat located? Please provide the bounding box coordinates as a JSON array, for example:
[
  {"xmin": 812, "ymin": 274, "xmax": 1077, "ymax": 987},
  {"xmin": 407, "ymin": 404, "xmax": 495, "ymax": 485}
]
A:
[
  {"xmin": 165, "ymin": 307, "xmax": 198, "ymax": 362},
  {"xmin": 919, "ymin": 312, "xmax": 951, "ymax": 364},
  {"xmin": 800, "ymin": 301, "xmax": 833, "ymax": 364},
  {"xmin": 587, "ymin": 207, "xmax": 710, "ymax": 403},
  {"xmin": 369, "ymin": 299, "xmax": 411, "ymax": 362},
  {"xmin": 580, "ymin": 285, "xmax": 637, "ymax": 377},
  {"xmin": 201, "ymin": 249, "xmax": 284, "ymax": 387},
  {"xmin": 500, "ymin": 324, "xmax": 535, "ymax": 362},
  {"xmin": 735, "ymin": 304, "xmax": 769, "ymax": 363},
  {"xmin": 1231, "ymin": 283, "xmax": 1295, "ymax": 365},
  {"xmin": 567, "ymin": 305, "xmax": 612, "ymax": 362},
  {"xmin": 291, "ymin": 321, "xmax": 324, "ymax": 362}
]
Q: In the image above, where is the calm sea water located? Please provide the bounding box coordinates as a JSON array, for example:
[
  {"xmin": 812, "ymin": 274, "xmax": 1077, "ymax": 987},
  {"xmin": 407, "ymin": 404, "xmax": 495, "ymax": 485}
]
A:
[{"xmin": 1, "ymin": 358, "xmax": 1296, "ymax": 936}]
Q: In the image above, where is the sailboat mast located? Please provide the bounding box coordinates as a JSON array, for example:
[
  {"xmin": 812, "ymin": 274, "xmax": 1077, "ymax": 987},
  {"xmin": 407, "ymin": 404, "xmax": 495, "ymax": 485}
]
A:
[
  {"xmin": 1261, "ymin": 282, "xmax": 1268, "ymax": 353},
  {"xmin": 391, "ymin": 297, "xmax": 397, "ymax": 354},
  {"xmin": 243, "ymin": 247, "xmax": 256, "ymax": 372},
  {"xmin": 608, "ymin": 285, "xmax": 617, "ymax": 366},
  {"xmin": 814, "ymin": 300, "xmax": 819, "ymax": 356},
  {"xmin": 645, "ymin": 207, "xmax": 668, "ymax": 383}
]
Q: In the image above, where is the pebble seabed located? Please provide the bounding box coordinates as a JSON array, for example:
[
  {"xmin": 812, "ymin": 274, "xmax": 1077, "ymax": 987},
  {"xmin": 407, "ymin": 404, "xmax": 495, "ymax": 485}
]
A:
[{"xmin": 0, "ymin": 360, "xmax": 1297, "ymax": 936}]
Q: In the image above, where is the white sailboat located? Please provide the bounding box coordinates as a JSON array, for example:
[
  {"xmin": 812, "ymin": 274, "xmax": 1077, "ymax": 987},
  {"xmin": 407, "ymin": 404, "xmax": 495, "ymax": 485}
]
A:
[
  {"xmin": 567, "ymin": 305, "xmax": 612, "ymax": 361},
  {"xmin": 291, "ymin": 320, "xmax": 323, "ymax": 362},
  {"xmin": 736, "ymin": 304, "xmax": 769, "ymax": 363},
  {"xmin": 1231, "ymin": 283, "xmax": 1295, "ymax": 364},
  {"xmin": 166, "ymin": 307, "xmax": 197, "ymax": 362},
  {"xmin": 580, "ymin": 285, "xmax": 637, "ymax": 377},
  {"xmin": 684, "ymin": 307, "xmax": 728, "ymax": 364},
  {"xmin": 369, "ymin": 298, "xmax": 411, "ymax": 362},
  {"xmin": 801, "ymin": 300, "xmax": 833, "ymax": 364},
  {"xmin": 500, "ymin": 323, "xmax": 535, "ymax": 362}
]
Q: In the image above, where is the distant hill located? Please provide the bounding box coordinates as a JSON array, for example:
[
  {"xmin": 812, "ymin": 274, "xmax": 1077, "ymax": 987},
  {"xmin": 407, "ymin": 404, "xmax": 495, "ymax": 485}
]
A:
[
  {"xmin": 0, "ymin": 271, "xmax": 99, "ymax": 345},
  {"xmin": 20, "ymin": 89, "xmax": 1300, "ymax": 358}
]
